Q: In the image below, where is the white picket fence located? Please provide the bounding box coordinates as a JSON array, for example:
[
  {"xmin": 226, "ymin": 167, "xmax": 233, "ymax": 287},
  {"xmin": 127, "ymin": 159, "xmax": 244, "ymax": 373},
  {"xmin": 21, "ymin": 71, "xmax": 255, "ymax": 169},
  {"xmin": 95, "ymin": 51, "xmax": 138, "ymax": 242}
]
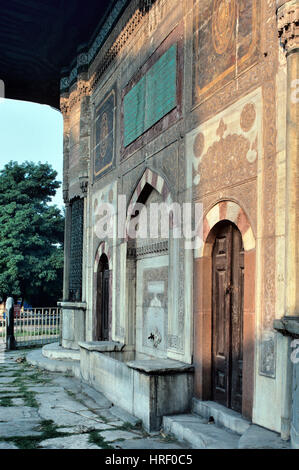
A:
[{"xmin": 0, "ymin": 307, "xmax": 61, "ymax": 348}]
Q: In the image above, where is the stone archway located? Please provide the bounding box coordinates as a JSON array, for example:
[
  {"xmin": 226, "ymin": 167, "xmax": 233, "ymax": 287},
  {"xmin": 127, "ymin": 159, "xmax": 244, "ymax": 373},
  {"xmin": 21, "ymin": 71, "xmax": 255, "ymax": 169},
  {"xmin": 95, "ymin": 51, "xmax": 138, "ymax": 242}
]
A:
[
  {"xmin": 194, "ymin": 200, "xmax": 256, "ymax": 420},
  {"xmin": 125, "ymin": 168, "xmax": 173, "ymax": 356}
]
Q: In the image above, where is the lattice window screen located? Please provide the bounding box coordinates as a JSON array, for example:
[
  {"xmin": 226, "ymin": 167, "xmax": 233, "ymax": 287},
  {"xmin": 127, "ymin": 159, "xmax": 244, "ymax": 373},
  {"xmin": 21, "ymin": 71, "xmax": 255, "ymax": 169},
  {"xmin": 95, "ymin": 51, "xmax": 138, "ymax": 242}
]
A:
[{"xmin": 68, "ymin": 198, "xmax": 84, "ymax": 302}]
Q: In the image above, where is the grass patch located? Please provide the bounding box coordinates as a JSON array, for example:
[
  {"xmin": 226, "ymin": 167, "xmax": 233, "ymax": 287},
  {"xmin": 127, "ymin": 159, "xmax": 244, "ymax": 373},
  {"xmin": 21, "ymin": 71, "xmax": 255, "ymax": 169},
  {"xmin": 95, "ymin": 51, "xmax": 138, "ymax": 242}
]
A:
[
  {"xmin": 26, "ymin": 372, "xmax": 50, "ymax": 384},
  {"xmin": 88, "ymin": 431, "xmax": 113, "ymax": 449},
  {"xmin": 11, "ymin": 377, "xmax": 25, "ymax": 387},
  {"xmin": 0, "ymin": 397, "xmax": 13, "ymax": 407},
  {"xmin": 7, "ymin": 374, "xmax": 39, "ymax": 408},
  {"xmin": 117, "ymin": 421, "xmax": 142, "ymax": 431},
  {"xmin": 37, "ymin": 420, "xmax": 70, "ymax": 439},
  {"xmin": 159, "ymin": 431, "xmax": 178, "ymax": 443},
  {"xmin": 96, "ymin": 414, "xmax": 109, "ymax": 424},
  {"xmin": 23, "ymin": 390, "xmax": 39, "ymax": 408},
  {"xmin": 64, "ymin": 372, "xmax": 74, "ymax": 378},
  {"xmin": 10, "ymin": 369, "xmax": 27, "ymax": 378},
  {"xmin": 0, "ymin": 360, "xmax": 50, "ymax": 412},
  {"xmin": 4, "ymin": 436, "xmax": 42, "ymax": 450},
  {"xmin": 0, "ymin": 420, "xmax": 76, "ymax": 449},
  {"xmin": 0, "ymin": 391, "xmax": 22, "ymax": 397},
  {"xmin": 114, "ymin": 420, "xmax": 149, "ymax": 437},
  {"xmin": 66, "ymin": 390, "xmax": 77, "ymax": 399},
  {"xmin": 10, "ymin": 368, "xmax": 50, "ymax": 387}
]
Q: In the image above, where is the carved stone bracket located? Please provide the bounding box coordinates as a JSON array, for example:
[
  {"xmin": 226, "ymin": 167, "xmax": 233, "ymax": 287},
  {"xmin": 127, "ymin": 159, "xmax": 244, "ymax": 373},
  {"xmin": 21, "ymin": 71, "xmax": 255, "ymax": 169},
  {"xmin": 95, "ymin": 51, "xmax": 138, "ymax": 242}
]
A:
[
  {"xmin": 277, "ymin": 1, "xmax": 299, "ymax": 54},
  {"xmin": 79, "ymin": 175, "xmax": 89, "ymax": 196},
  {"xmin": 60, "ymin": 80, "xmax": 91, "ymax": 115},
  {"xmin": 60, "ymin": 97, "xmax": 70, "ymax": 117},
  {"xmin": 63, "ymin": 188, "xmax": 69, "ymax": 205}
]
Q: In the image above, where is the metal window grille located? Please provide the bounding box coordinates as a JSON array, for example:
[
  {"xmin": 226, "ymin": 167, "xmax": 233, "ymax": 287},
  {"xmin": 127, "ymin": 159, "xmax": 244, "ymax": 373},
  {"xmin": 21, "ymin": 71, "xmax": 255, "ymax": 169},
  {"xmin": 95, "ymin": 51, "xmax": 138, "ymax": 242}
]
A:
[{"xmin": 68, "ymin": 198, "xmax": 84, "ymax": 302}]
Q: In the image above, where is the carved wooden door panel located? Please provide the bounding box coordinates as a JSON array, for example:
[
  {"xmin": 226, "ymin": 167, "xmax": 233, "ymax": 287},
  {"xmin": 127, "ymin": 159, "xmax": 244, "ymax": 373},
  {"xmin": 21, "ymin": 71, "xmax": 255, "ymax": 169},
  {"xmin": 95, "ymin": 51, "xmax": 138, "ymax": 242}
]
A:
[
  {"xmin": 230, "ymin": 227, "xmax": 244, "ymax": 413},
  {"xmin": 101, "ymin": 268, "xmax": 110, "ymax": 341},
  {"xmin": 212, "ymin": 222, "xmax": 244, "ymax": 413}
]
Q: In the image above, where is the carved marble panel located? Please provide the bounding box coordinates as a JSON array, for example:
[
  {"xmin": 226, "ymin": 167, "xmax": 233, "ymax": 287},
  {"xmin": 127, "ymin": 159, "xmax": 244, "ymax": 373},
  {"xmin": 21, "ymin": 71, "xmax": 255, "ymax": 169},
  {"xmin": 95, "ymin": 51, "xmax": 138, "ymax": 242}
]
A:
[
  {"xmin": 187, "ymin": 88, "xmax": 262, "ymax": 201},
  {"xmin": 136, "ymin": 258, "xmax": 169, "ymax": 358}
]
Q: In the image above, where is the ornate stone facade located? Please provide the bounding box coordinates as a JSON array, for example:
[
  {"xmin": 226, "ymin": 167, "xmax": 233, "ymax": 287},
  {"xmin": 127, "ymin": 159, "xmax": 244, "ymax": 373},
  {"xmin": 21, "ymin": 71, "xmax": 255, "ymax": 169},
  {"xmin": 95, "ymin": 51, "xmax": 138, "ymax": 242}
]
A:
[{"xmin": 60, "ymin": 0, "xmax": 296, "ymax": 440}]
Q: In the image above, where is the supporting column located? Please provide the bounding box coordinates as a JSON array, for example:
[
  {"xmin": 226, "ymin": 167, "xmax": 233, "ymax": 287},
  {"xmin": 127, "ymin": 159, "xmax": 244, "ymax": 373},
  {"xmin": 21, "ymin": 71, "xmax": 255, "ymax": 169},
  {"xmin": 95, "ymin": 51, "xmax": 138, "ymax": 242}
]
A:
[
  {"xmin": 126, "ymin": 252, "xmax": 136, "ymax": 347},
  {"xmin": 60, "ymin": 100, "xmax": 70, "ymax": 346},
  {"xmin": 60, "ymin": 201, "xmax": 71, "ymax": 347},
  {"xmin": 275, "ymin": 0, "xmax": 299, "ymax": 447},
  {"xmin": 277, "ymin": 0, "xmax": 299, "ymax": 317},
  {"xmin": 61, "ymin": 99, "xmax": 71, "ymax": 303},
  {"xmin": 63, "ymin": 202, "xmax": 71, "ymax": 301}
]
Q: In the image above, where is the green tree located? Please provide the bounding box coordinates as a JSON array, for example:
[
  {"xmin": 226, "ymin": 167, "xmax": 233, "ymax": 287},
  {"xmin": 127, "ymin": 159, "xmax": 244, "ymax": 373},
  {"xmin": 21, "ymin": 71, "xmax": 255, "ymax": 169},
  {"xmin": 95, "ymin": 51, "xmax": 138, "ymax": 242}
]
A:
[{"xmin": 0, "ymin": 161, "xmax": 64, "ymax": 307}]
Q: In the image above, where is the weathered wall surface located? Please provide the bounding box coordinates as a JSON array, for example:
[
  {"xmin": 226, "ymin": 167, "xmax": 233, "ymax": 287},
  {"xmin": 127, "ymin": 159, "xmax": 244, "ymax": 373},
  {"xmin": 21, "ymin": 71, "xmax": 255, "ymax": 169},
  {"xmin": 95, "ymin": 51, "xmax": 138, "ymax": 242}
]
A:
[{"xmin": 60, "ymin": 0, "xmax": 293, "ymax": 435}]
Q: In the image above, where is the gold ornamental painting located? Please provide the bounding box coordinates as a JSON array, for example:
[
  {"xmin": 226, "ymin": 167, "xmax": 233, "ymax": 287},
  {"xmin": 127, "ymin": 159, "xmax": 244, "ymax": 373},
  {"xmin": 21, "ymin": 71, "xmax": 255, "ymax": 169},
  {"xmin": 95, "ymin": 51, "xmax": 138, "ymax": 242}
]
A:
[{"xmin": 193, "ymin": 0, "xmax": 259, "ymax": 105}]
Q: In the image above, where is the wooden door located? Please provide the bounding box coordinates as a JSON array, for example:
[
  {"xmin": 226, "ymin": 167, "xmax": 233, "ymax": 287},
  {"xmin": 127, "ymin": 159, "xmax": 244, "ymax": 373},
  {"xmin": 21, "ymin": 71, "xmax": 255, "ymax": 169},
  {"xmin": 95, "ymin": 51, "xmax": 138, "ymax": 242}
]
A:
[
  {"xmin": 96, "ymin": 255, "xmax": 110, "ymax": 341},
  {"xmin": 212, "ymin": 222, "xmax": 244, "ymax": 413},
  {"xmin": 100, "ymin": 267, "xmax": 110, "ymax": 341}
]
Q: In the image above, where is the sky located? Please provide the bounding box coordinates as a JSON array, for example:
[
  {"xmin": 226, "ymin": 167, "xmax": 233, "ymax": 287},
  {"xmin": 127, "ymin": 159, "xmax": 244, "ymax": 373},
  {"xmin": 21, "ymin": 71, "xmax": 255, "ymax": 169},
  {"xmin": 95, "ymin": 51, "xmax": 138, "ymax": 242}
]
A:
[{"xmin": 0, "ymin": 98, "xmax": 63, "ymax": 209}]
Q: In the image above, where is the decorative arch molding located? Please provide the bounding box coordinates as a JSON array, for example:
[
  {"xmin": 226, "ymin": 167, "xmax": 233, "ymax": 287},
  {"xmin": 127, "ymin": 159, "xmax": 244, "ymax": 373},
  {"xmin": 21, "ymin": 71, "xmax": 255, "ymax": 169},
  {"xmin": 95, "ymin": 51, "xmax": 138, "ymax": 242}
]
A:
[
  {"xmin": 194, "ymin": 199, "xmax": 256, "ymax": 420},
  {"xmin": 94, "ymin": 241, "xmax": 112, "ymax": 273},
  {"xmin": 127, "ymin": 168, "xmax": 172, "ymax": 211},
  {"xmin": 123, "ymin": 167, "xmax": 174, "ymax": 347},
  {"xmin": 125, "ymin": 168, "xmax": 173, "ymax": 240},
  {"xmin": 202, "ymin": 200, "xmax": 255, "ymax": 254}
]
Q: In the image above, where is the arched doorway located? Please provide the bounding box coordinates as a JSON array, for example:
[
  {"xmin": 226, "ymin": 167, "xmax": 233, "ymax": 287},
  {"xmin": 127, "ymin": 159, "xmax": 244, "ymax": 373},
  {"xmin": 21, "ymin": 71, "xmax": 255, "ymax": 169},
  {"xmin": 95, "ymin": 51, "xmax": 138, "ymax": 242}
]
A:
[
  {"xmin": 96, "ymin": 253, "xmax": 110, "ymax": 341},
  {"xmin": 211, "ymin": 221, "xmax": 244, "ymax": 413},
  {"xmin": 193, "ymin": 200, "xmax": 255, "ymax": 420}
]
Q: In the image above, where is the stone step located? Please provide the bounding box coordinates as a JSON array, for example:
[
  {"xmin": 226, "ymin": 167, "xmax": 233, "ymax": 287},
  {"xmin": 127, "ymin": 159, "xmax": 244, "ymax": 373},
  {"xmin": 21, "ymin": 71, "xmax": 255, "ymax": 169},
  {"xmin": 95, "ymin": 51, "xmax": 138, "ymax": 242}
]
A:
[
  {"xmin": 42, "ymin": 342, "xmax": 80, "ymax": 361},
  {"xmin": 192, "ymin": 399, "xmax": 250, "ymax": 435},
  {"xmin": 163, "ymin": 414, "xmax": 240, "ymax": 449},
  {"xmin": 27, "ymin": 348, "xmax": 80, "ymax": 378}
]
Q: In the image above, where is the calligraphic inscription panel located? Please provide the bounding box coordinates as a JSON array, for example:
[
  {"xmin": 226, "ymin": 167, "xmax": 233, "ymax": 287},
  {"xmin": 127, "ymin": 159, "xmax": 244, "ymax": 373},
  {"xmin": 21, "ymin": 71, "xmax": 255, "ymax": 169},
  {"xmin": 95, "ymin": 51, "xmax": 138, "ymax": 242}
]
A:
[
  {"xmin": 94, "ymin": 88, "xmax": 116, "ymax": 180},
  {"xmin": 145, "ymin": 45, "xmax": 177, "ymax": 130},
  {"xmin": 123, "ymin": 77, "xmax": 146, "ymax": 147},
  {"xmin": 124, "ymin": 44, "xmax": 177, "ymax": 147}
]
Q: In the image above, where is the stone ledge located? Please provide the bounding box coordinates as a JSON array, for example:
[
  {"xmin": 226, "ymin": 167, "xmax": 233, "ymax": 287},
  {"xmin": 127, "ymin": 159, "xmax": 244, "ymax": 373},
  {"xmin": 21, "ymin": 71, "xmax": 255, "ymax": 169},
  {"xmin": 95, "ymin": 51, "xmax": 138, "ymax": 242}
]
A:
[
  {"xmin": 26, "ymin": 349, "xmax": 80, "ymax": 378},
  {"xmin": 58, "ymin": 302, "xmax": 87, "ymax": 310},
  {"xmin": 126, "ymin": 358, "xmax": 194, "ymax": 375},
  {"xmin": 78, "ymin": 341, "xmax": 125, "ymax": 352},
  {"xmin": 42, "ymin": 342, "xmax": 80, "ymax": 361},
  {"xmin": 274, "ymin": 317, "xmax": 299, "ymax": 338}
]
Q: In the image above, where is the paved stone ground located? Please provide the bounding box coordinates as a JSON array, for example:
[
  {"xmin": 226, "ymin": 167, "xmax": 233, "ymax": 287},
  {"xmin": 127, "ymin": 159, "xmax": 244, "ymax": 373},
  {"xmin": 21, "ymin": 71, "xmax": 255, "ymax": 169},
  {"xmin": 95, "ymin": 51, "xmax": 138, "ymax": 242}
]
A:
[{"xmin": 0, "ymin": 349, "xmax": 189, "ymax": 450}]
